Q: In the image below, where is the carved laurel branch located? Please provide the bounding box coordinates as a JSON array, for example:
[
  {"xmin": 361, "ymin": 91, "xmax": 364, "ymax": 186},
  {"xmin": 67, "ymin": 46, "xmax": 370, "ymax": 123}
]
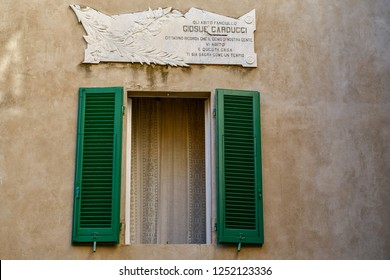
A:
[{"xmin": 72, "ymin": 5, "xmax": 188, "ymax": 66}]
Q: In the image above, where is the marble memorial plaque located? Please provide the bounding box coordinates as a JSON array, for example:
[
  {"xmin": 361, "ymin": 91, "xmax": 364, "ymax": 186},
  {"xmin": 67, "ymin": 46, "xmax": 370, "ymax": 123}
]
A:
[{"xmin": 71, "ymin": 5, "xmax": 256, "ymax": 67}]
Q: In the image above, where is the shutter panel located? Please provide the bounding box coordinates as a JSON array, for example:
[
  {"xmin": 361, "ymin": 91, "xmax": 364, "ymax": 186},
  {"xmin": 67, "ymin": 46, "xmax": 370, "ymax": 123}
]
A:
[
  {"xmin": 72, "ymin": 87, "xmax": 123, "ymax": 244},
  {"xmin": 216, "ymin": 89, "xmax": 263, "ymax": 245}
]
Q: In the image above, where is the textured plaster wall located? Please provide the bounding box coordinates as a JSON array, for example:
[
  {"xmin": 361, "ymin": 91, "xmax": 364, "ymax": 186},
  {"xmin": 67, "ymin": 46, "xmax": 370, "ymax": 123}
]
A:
[{"xmin": 0, "ymin": 0, "xmax": 389, "ymax": 259}]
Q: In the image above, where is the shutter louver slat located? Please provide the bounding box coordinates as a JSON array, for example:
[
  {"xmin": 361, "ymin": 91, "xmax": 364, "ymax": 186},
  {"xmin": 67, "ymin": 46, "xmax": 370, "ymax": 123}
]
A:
[
  {"xmin": 72, "ymin": 87, "xmax": 123, "ymax": 244},
  {"xmin": 224, "ymin": 95, "xmax": 256, "ymax": 230},
  {"xmin": 80, "ymin": 93, "xmax": 114, "ymax": 229}
]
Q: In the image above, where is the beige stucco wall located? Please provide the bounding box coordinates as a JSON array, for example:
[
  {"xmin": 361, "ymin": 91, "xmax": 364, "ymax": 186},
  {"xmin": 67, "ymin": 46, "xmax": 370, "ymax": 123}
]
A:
[{"xmin": 0, "ymin": 0, "xmax": 389, "ymax": 259}]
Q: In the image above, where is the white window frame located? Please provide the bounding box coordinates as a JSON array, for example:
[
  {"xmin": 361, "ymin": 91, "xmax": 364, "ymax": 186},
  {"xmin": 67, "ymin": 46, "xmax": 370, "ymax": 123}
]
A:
[{"xmin": 124, "ymin": 92, "xmax": 212, "ymax": 244}]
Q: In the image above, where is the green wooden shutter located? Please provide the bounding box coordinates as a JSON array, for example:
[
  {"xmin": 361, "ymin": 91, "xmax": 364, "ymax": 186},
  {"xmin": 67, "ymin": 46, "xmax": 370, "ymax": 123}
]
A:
[
  {"xmin": 216, "ymin": 89, "xmax": 263, "ymax": 245},
  {"xmin": 72, "ymin": 87, "xmax": 123, "ymax": 244}
]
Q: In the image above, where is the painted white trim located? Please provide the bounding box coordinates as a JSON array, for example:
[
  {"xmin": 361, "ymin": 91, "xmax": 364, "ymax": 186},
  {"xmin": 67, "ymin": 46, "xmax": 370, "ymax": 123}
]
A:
[
  {"xmin": 125, "ymin": 99, "xmax": 132, "ymax": 245},
  {"xmin": 205, "ymin": 98, "xmax": 212, "ymax": 244}
]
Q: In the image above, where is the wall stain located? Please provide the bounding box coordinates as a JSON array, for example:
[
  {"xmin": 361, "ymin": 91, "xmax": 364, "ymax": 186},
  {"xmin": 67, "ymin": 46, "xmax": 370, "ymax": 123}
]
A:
[
  {"xmin": 159, "ymin": 66, "xmax": 169, "ymax": 84},
  {"xmin": 146, "ymin": 65, "xmax": 156, "ymax": 87}
]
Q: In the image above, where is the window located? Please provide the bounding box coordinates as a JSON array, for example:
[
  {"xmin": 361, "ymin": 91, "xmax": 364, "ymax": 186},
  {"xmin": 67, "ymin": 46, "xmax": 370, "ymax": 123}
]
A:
[
  {"xmin": 72, "ymin": 87, "xmax": 263, "ymax": 247},
  {"xmin": 128, "ymin": 97, "xmax": 207, "ymax": 244}
]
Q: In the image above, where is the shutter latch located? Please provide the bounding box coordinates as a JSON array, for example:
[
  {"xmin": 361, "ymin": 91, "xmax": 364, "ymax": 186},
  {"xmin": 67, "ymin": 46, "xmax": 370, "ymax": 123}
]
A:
[
  {"xmin": 93, "ymin": 233, "xmax": 97, "ymax": 252},
  {"xmin": 238, "ymin": 234, "xmax": 246, "ymax": 252}
]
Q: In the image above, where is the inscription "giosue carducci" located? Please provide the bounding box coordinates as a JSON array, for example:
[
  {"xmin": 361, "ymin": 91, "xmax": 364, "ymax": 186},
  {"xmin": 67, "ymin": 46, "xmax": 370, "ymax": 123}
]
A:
[{"xmin": 183, "ymin": 25, "xmax": 248, "ymax": 34}]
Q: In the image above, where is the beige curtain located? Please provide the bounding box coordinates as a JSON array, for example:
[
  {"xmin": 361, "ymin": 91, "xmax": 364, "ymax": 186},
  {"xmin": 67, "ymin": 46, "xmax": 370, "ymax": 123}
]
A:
[{"xmin": 130, "ymin": 98, "xmax": 206, "ymax": 244}]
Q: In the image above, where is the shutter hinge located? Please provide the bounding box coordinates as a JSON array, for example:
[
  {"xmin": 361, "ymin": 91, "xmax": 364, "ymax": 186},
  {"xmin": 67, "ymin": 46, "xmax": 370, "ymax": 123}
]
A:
[
  {"xmin": 122, "ymin": 106, "xmax": 126, "ymax": 116},
  {"xmin": 75, "ymin": 187, "xmax": 80, "ymax": 199},
  {"xmin": 213, "ymin": 109, "xmax": 216, "ymax": 118},
  {"xmin": 214, "ymin": 223, "xmax": 217, "ymax": 231}
]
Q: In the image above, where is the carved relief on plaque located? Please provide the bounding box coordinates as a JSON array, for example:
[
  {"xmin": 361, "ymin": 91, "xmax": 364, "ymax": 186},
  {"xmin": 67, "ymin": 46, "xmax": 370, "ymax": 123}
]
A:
[{"xmin": 70, "ymin": 5, "xmax": 257, "ymax": 67}]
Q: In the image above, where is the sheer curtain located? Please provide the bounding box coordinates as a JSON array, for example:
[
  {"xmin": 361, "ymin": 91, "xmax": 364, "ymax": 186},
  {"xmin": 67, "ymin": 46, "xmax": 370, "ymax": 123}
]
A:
[{"xmin": 130, "ymin": 98, "xmax": 206, "ymax": 244}]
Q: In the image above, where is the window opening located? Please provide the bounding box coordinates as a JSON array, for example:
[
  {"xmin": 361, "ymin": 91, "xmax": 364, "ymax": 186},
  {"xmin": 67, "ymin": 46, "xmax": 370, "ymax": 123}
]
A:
[{"xmin": 126, "ymin": 97, "xmax": 208, "ymax": 244}]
